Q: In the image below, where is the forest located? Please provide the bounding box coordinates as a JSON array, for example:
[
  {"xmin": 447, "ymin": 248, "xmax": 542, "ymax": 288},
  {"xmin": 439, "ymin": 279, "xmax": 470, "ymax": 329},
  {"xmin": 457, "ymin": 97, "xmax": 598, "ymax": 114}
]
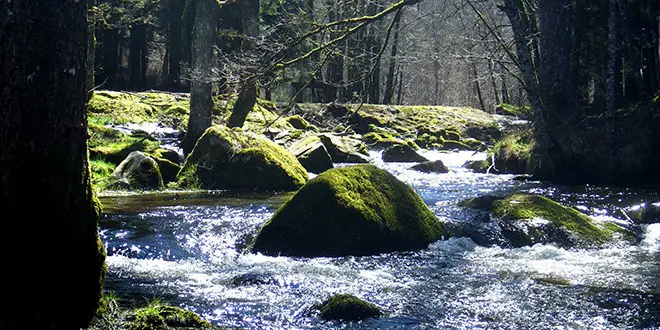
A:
[{"xmin": 0, "ymin": 0, "xmax": 658, "ymax": 329}]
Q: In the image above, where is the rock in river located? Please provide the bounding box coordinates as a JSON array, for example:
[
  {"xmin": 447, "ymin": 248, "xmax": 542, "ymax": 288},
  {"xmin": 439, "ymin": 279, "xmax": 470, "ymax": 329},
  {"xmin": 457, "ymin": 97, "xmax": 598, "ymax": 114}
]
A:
[{"xmin": 252, "ymin": 164, "xmax": 448, "ymax": 257}]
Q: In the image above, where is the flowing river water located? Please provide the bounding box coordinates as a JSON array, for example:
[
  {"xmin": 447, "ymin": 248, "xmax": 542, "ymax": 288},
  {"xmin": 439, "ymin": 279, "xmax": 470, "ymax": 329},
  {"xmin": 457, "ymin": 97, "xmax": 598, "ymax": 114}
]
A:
[{"xmin": 99, "ymin": 151, "xmax": 659, "ymax": 329}]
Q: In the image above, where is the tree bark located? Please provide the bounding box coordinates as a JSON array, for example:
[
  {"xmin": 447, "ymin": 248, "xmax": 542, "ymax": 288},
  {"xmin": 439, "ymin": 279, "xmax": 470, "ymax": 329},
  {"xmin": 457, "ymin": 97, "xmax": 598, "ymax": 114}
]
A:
[
  {"xmin": 167, "ymin": 0, "xmax": 185, "ymax": 90},
  {"xmin": 383, "ymin": 8, "xmax": 402, "ymax": 104},
  {"xmin": 182, "ymin": 0, "xmax": 217, "ymax": 155},
  {"xmin": 129, "ymin": 23, "xmax": 148, "ymax": 90},
  {"xmin": 0, "ymin": 0, "xmax": 105, "ymax": 328},
  {"xmin": 227, "ymin": 0, "xmax": 260, "ymax": 128}
]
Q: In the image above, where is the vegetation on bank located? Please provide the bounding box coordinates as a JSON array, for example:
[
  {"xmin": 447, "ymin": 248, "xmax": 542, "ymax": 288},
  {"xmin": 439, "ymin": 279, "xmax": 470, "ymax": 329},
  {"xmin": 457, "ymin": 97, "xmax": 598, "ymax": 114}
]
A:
[
  {"xmin": 88, "ymin": 294, "xmax": 215, "ymax": 330},
  {"xmin": 87, "ymin": 90, "xmax": 506, "ymax": 193}
]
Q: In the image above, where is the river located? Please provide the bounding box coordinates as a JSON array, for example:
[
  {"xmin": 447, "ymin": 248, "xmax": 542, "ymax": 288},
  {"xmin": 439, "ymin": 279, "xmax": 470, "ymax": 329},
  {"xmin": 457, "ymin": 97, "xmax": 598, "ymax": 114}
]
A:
[{"xmin": 99, "ymin": 150, "xmax": 659, "ymax": 329}]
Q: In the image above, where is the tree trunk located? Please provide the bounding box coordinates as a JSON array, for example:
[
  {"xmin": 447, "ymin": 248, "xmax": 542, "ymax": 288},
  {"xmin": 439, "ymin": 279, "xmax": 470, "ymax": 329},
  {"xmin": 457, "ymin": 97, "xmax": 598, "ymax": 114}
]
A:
[
  {"xmin": 0, "ymin": 0, "xmax": 105, "ymax": 328},
  {"xmin": 129, "ymin": 23, "xmax": 148, "ymax": 90},
  {"xmin": 501, "ymin": 0, "xmax": 553, "ymax": 177},
  {"xmin": 382, "ymin": 8, "xmax": 402, "ymax": 104},
  {"xmin": 86, "ymin": 0, "xmax": 96, "ymax": 98},
  {"xmin": 227, "ymin": 0, "xmax": 259, "ymax": 128},
  {"xmin": 182, "ymin": 0, "xmax": 217, "ymax": 155},
  {"xmin": 100, "ymin": 28, "xmax": 120, "ymax": 89},
  {"xmin": 227, "ymin": 80, "xmax": 258, "ymax": 128},
  {"xmin": 167, "ymin": 0, "xmax": 185, "ymax": 90},
  {"xmin": 472, "ymin": 62, "xmax": 486, "ymax": 110}
]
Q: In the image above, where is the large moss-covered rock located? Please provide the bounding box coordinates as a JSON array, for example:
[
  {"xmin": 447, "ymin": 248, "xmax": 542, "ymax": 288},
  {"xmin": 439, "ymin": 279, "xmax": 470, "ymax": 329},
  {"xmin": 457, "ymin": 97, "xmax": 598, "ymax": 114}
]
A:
[
  {"xmin": 252, "ymin": 164, "xmax": 448, "ymax": 257},
  {"xmin": 458, "ymin": 193, "xmax": 630, "ymax": 247},
  {"xmin": 176, "ymin": 125, "xmax": 308, "ymax": 191},
  {"xmin": 287, "ymin": 135, "xmax": 333, "ymax": 174},
  {"xmin": 316, "ymin": 294, "xmax": 382, "ymax": 321},
  {"xmin": 107, "ymin": 151, "xmax": 164, "ymax": 190}
]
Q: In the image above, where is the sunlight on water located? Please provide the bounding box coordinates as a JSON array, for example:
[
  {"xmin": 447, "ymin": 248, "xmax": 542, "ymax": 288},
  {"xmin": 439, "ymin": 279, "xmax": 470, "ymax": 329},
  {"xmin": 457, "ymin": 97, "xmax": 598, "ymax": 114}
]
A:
[{"xmin": 99, "ymin": 152, "xmax": 659, "ymax": 329}]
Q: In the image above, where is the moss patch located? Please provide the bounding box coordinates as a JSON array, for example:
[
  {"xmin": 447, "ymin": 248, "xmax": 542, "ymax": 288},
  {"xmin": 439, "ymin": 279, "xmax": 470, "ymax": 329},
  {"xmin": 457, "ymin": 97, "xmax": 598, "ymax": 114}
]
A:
[
  {"xmin": 317, "ymin": 294, "xmax": 382, "ymax": 321},
  {"xmin": 252, "ymin": 164, "xmax": 448, "ymax": 257},
  {"xmin": 88, "ymin": 91, "xmax": 190, "ymax": 130},
  {"xmin": 126, "ymin": 299, "xmax": 211, "ymax": 330},
  {"xmin": 175, "ymin": 125, "xmax": 308, "ymax": 191},
  {"xmin": 491, "ymin": 130, "xmax": 534, "ymax": 174},
  {"xmin": 462, "ymin": 193, "xmax": 614, "ymax": 245}
]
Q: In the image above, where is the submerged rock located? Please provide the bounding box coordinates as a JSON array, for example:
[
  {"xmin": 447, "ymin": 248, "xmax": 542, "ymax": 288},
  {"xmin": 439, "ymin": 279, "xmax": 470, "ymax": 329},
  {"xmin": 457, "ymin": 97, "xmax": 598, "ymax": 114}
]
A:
[
  {"xmin": 175, "ymin": 125, "xmax": 308, "ymax": 191},
  {"xmin": 626, "ymin": 203, "xmax": 660, "ymax": 224},
  {"xmin": 382, "ymin": 144, "xmax": 429, "ymax": 163},
  {"xmin": 316, "ymin": 294, "xmax": 382, "ymax": 321},
  {"xmin": 463, "ymin": 159, "xmax": 491, "ymax": 173},
  {"xmin": 458, "ymin": 193, "xmax": 632, "ymax": 248},
  {"xmin": 252, "ymin": 164, "xmax": 448, "ymax": 257},
  {"xmin": 107, "ymin": 151, "xmax": 164, "ymax": 190},
  {"xmin": 410, "ymin": 160, "xmax": 449, "ymax": 173}
]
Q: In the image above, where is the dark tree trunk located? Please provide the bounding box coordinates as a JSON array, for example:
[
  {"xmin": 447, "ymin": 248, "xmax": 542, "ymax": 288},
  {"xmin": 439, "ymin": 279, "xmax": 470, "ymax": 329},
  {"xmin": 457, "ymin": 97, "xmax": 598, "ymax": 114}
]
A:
[
  {"xmin": 227, "ymin": 80, "xmax": 258, "ymax": 128},
  {"xmin": 167, "ymin": 0, "xmax": 185, "ymax": 90},
  {"xmin": 324, "ymin": 1, "xmax": 342, "ymax": 102},
  {"xmin": 227, "ymin": 0, "xmax": 260, "ymax": 128},
  {"xmin": 129, "ymin": 23, "xmax": 148, "ymax": 90},
  {"xmin": 383, "ymin": 8, "xmax": 402, "ymax": 104},
  {"xmin": 100, "ymin": 28, "xmax": 120, "ymax": 89},
  {"xmin": 0, "ymin": 0, "xmax": 105, "ymax": 328},
  {"xmin": 182, "ymin": 0, "xmax": 217, "ymax": 155},
  {"xmin": 86, "ymin": 0, "xmax": 96, "ymax": 98},
  {"xmin": 472, "ymin": 62, "xmax": 486, "ymax": 110},
  {"xmin": 501, "ymin": 0, "xmax": 553, "ymax": 177}
]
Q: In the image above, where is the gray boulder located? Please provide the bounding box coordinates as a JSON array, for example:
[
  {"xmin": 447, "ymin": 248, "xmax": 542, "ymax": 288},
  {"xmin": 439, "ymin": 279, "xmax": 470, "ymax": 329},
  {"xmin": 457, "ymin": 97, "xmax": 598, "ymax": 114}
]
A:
[
  {"xmin": 287, "ymin": 135, "xmax": 333, "ymax": 174},
  {"xmin": 108, "ymin": 151, "xmax": 164, "ymax": 190}
]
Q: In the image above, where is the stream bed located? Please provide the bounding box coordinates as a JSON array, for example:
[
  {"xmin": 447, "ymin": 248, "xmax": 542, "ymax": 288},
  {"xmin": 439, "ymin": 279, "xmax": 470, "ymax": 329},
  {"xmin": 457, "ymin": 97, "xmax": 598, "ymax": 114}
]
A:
[{"xmin": 99, "ymin": 151, "xmax": 659, "ymax": 329}]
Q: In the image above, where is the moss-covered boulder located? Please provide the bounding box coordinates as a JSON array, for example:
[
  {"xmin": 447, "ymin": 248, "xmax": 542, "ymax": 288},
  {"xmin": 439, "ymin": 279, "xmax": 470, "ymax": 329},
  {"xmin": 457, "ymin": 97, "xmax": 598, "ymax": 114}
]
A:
[
  {"xmin": 176, "ymin": 125, "xmax": 308, "ymax": 191},
  {"xmin": 459, "ymin": 193, "xmax": 631, "ymax": 247},
  {"xmin": 316, "ymin": 294, "xmax": 382, "ymax": 321},
  {"xmin": 491, "ymin": 132, "xmax": 533, "ymax": 174},
  {"xmin": 318, "ymin": 133, "xmax": 370, "ymax": 163},
  {"xmin": 287, "ymin": 135, "xmax": 333, "ymax": 174},
  {"xmin": 410, "ymin": 160, "xmax": 449, "ymax": 173},
  {"xmin": 382, "ymin": 144, "xmax": 429, "ymax": 163},
  {"xmin": 463, "ymin": 159, "xmax": 491, "ymax": 173},
  {"xmin": 252, "ymin": 164, "xmax": 448, "ymax": 257},
  {"xmin": 107, "ymin": 151, "xmax": 164, "ymax": 190}
]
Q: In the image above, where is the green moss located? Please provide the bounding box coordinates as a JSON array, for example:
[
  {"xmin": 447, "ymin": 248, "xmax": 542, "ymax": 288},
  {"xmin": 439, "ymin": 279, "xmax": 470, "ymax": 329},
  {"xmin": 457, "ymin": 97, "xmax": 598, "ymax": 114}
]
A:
[
  {"xmin": 285, "ymin": 115, "xmax": 312, "ymax": 130},
  {"xmin": 491, "ymin": 193, "xmax": 612, "ymax": 243},
  {"xmin": 87, "ymin": 91, "xmax": 190, "ymax": 129},
  {"xmin": 128, "ymin": 299, "xmax": 211, "ymax": 330},
  {"xmin": 491, "ymin": 131, "xmax": 534, "ymax": 174},
  {"xmin": 494, "ymin": 103, "xmax": 533, "ymax": 119},
  {"xmin": 176, "ymin": 126, "xmax": 308, "ymax": 191},
  {"xmin": 252, "ymin": 164, "xmax": 448, "ymax": 257},
  {"xmin": 317, "ymin": 294, "xmax": 382, "ymax": 321},
  {"xmin": 90, "ymin": 159, "xmax": 116, "ymax": 192}
]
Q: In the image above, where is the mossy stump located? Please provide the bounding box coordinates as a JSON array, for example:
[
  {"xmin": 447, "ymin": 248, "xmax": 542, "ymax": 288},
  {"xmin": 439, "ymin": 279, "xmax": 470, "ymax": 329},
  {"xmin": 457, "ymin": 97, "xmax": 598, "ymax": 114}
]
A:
[
  {"xmin": 317, "ymin": 294, "xmax": 382, "ymax": 321},
  {"xmin": 252, "ymin": 164, "xmax": 448, "ymax": 257}
]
